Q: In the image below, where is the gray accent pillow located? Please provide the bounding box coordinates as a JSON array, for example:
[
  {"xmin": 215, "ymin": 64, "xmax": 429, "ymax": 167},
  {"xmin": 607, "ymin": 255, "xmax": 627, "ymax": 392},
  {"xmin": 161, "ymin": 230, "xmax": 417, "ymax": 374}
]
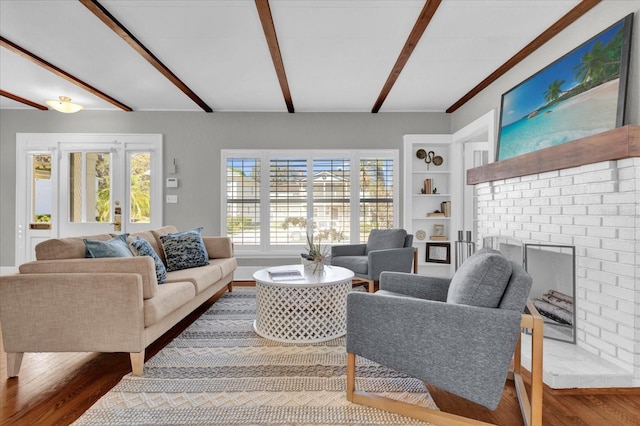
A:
[
  {"xmin": 130, "ymin": 236, "xmax": 167, "ymax": 284},
  {"xmin": 446, "ymin": 248, "xmax": 512, "ymax": 308},
  {"xmin": 84, "ymin": 233, "xmax": 133, "ymax": 258},
  {"xmin": 159, "ymin": 227, "xmax": 210, "ymax": 272},
  {"xmin": 365, "ymin": 229, "xmax": 407, "ymax": 253}
]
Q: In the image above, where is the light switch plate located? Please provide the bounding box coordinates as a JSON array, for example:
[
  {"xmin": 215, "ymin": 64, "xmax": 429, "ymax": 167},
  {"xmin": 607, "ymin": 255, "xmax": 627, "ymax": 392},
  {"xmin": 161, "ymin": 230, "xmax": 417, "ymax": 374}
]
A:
[{"xmin": 166, "ymin": 195, "xmax": 178, "ymax": 203}]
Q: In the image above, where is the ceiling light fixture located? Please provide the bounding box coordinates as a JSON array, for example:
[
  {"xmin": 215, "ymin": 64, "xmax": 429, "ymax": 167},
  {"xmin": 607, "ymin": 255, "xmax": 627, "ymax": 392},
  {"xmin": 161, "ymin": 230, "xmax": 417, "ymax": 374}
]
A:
[{"xmin": 46, "ymin": 96, "xmax": 84, "ymax": 113}]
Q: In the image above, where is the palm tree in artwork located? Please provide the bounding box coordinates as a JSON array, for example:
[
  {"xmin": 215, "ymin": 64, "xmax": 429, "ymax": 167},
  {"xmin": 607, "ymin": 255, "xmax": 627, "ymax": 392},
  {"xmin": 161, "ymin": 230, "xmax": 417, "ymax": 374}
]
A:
[
  {"xmin": 544, "ymin": 79, "xmax": 565, "ymax": 103},
  {"xmin": 573, "ymin": 41, "xmax": 609, "ymax": 85}
]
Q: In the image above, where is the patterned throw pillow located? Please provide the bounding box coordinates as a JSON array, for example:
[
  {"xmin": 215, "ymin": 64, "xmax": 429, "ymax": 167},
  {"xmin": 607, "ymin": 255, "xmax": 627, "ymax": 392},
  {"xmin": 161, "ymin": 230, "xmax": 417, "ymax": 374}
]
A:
[
  {"xmin": 84, "ymin": 233, "xmax": 133, "ymax": 258},
  {"xmin": 159, "ymin": 227, "xmax": 210, "ymax": 272},
  {"xmin": 130, "ymin": 237, "xmax": 167, "ymax": 284}
]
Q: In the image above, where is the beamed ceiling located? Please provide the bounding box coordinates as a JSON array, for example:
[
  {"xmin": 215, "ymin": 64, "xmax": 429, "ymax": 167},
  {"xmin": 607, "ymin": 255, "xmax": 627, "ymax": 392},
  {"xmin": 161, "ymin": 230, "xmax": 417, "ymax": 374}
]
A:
[{"xmin": 0, "ymin": 0, "xmax": 601, "ymax": 113}]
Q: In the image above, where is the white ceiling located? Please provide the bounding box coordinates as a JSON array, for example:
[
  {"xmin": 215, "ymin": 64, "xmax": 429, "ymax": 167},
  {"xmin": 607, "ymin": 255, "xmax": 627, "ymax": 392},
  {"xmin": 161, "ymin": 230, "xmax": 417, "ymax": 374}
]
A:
[{"xmin": 0, "ymin": 0, "xmax": 581, "ymax": 113}]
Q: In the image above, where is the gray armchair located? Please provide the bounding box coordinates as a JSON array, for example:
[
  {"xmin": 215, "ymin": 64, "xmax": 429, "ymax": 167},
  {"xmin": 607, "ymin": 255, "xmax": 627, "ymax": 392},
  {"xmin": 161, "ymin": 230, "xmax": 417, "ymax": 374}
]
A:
[
  {"xmin": 330, "ymin": 228, "xmax": 415, "ymax": 292},
  {"xmin": 346, "ymin": 248, "xmax": 544, "ymax": 426}
]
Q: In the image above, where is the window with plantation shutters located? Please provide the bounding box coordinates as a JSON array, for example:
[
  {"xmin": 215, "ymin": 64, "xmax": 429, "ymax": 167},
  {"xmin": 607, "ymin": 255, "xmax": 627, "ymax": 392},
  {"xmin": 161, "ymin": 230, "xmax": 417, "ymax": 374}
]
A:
[
  {"xmin": 222, "ymin": 150, "xmax": 398, "ymax": 254},
  {"xmin": 226, "ymin": 157, "xmax": 261, "ymax": 246}
]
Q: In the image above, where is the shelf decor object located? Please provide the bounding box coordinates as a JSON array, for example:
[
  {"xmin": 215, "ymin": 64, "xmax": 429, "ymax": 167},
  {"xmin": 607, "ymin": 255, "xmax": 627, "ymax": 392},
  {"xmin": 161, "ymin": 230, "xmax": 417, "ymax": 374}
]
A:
[{"xmin": 426, "ymin": 242, "xmax": 450, "ymax": 264}]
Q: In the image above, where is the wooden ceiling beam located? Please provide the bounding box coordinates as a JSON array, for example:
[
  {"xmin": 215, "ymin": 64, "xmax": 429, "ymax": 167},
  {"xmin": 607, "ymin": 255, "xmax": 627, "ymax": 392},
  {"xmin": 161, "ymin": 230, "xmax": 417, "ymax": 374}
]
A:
[
  {"xmin": 372, "ymin": 0, "xmax": 442, "ymax": 113},
  {"xmin": 0, "ymin": 89, "xmax": 48, "ymax": 110},
  {"xmin": 255, "ymin": 0, "xmax": 295, "ymax": 113},
  {"xmin": 0, "ymin": 36, "xmax": 132, "ymax": 111},
  {"xmin": 446, "ymin": 0, "xmax": 601, "ymax": 114},
  {"xmin": 79, "ymin": 0, "xmax": 213, "ymax": 113}
]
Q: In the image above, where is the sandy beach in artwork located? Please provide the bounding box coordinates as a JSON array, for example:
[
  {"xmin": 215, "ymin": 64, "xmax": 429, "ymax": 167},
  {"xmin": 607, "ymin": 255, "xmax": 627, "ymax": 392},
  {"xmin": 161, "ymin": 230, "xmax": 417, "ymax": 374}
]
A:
[{"xmin": 553, "ymin": 79, "xmax": 619, "ymax": 112}]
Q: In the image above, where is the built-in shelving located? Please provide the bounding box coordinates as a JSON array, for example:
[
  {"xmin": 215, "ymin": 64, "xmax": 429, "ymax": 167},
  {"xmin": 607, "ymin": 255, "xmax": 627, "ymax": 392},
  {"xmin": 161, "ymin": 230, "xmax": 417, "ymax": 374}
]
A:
[{"xmin": 403, "ymin": 135, "xmax": 458, "ymax": 278}]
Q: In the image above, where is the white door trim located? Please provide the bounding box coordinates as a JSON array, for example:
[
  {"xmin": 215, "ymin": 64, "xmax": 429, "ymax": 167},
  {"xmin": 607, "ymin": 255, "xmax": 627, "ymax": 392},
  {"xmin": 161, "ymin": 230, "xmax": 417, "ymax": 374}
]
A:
[{"xmin": 15, "ymin": 133, "xmax": 163, "ymax": 265}]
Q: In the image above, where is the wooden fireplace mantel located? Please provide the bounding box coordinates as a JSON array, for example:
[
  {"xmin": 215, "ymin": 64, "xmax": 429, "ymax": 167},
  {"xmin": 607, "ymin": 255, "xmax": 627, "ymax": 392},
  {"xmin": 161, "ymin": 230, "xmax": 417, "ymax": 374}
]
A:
[{"xmin": 467, "ymin": 125, "xmax": 640, "ymax": 185}]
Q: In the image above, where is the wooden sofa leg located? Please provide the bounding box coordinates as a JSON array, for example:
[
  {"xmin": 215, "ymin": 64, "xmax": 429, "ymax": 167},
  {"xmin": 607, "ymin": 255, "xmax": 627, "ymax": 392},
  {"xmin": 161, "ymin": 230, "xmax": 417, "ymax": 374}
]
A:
[
  {"xmin": 130, "ymin": 351, "xmax": 145, "ymax": 376},
  {"xmin": 7, "ymin": 352, "xmax": 24, "ymax": 378},
  {"xmin": 227, "ymin": 282, "xmax": 233, "ymax": 292}
]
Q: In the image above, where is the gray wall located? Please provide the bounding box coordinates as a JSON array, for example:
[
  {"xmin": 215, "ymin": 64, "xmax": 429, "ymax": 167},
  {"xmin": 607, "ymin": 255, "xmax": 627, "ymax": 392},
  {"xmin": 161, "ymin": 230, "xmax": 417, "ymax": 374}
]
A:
[
  {"xmin": 0, "ymin": 111, "xmax": 449, "ymax": 266},
  {"xmin": 452, "ymin": 1, "xmax": 640, "ymax": 133}
]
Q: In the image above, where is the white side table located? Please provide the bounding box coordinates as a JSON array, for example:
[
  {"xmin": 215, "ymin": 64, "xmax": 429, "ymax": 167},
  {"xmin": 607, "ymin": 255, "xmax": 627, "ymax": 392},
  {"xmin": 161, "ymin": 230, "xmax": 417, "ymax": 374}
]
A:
[{"xmin": 253, "ymin": 264, "xmax": 354, "ymax": 343}]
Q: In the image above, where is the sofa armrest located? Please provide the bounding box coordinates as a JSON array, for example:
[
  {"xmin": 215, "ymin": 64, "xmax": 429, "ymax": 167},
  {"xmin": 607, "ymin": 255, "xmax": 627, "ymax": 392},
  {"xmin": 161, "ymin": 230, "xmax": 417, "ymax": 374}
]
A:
[
  {"xmin": 202, "ymin": 237, "xmax": 234, "ymax": 259},
  {"xmin": 18, "ymin": 256, "xmax": 158, "ymax": 299},
  {"xmin": 0, "ymin": 273, "xmax": 145, "ymax": 354}
]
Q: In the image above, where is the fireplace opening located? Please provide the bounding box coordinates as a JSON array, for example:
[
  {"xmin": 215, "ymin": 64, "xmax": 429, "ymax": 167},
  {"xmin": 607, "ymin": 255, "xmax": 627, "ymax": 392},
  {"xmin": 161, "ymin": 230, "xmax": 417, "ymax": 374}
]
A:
[{"xmin": 482, "ymin": 237, "xmax": 576, "ymax": 343}]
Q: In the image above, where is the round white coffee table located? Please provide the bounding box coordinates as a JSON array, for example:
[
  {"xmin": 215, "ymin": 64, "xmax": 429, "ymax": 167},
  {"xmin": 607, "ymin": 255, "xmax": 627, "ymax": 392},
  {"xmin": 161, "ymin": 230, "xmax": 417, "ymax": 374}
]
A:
[{"xmin": 253, "ymin": 264, "xmax": 354, "ymax": 343}]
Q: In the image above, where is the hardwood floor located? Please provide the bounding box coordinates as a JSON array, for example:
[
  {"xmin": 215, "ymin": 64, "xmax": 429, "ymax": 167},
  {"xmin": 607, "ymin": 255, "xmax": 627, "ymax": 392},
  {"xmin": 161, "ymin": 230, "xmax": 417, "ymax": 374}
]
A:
[{"xmin": 2, "ymin": 282, "xmax": 639, "ymax": 426}]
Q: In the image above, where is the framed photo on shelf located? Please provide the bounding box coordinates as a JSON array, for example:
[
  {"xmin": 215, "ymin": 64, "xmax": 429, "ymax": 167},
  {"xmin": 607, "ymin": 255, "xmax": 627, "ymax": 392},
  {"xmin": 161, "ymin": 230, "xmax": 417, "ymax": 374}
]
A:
[
  {"xmin": 433, "ymin": 224, "xmax": 444, "ymax": 236},
  {"xmin": 426, "ymin": 243, "xmax": 450, "ymax": 264}
]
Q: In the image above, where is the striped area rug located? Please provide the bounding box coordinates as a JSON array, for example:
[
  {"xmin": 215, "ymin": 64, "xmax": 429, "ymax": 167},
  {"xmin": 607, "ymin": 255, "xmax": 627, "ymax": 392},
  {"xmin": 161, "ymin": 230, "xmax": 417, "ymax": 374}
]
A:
[{"xmin": 73, "ymin": 286, "xmax": 437, "ymax": 425}]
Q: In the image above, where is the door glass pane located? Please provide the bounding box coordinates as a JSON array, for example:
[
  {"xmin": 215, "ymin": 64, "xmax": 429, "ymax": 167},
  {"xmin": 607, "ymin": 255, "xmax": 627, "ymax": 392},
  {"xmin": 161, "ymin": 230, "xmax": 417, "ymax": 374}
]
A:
[
  {"xmin": 130, "ymin": 152, "xmax": 151, "ymax": 223},
  {"xmin": 32, "ymin": 154, "xmax": 52, "ymax": 226},
  {"xmin": 69, "ymin": 152, "xmax": 111, "ymax": 223}
]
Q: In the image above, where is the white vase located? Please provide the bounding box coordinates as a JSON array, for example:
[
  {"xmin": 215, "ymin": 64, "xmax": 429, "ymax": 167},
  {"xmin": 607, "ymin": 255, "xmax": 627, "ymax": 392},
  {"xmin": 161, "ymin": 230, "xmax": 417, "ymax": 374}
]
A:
[{"xmin": 302, "ymin": 257, "xmax": 324, "ymax": 274}]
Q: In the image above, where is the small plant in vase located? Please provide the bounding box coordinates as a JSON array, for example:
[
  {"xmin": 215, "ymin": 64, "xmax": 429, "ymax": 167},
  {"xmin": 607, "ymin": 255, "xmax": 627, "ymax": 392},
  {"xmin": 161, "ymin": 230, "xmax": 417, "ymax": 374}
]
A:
[{"xmin": 301, "ymin": 233, "xmax": 328, "ymax": 274}]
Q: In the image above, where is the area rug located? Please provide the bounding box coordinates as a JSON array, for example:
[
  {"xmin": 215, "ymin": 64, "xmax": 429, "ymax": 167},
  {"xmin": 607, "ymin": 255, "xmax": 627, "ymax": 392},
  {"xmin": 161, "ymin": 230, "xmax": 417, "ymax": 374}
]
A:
[{"xmin": 73, "ymin": 286, "xmax": 438, "ymax": 425}]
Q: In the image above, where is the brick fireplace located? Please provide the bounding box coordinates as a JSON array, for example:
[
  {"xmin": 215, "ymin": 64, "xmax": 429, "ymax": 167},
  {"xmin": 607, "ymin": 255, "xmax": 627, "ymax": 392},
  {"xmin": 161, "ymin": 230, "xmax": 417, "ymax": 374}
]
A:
[{"xmin": 468, "ymin": 126, "xmax": 639, "ymax": 388}]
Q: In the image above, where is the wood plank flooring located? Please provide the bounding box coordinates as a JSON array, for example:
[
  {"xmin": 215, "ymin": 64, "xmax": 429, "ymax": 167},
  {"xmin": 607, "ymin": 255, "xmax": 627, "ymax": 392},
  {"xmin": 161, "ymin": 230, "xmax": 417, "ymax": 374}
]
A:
[{"xmin": 2, "ymin": 282, "xmax": 639, "ymax": 426}]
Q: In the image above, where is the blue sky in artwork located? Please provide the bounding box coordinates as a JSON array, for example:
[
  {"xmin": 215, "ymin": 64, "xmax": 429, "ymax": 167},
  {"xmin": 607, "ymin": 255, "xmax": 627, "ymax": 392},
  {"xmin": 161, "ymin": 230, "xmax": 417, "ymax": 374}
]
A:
[{"xmin": 500, "ymin": 20, "xmax": 623, "ymax": 127}]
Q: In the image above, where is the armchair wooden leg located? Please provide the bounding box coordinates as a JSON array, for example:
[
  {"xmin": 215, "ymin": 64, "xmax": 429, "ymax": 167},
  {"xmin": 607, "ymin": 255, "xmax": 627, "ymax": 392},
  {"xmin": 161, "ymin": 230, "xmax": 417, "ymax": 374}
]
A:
[
  {"xmin": 346, "ymin": 351, "xmax": 494, "ymax": 425},
  {"xmin": 513, "ymin": 301, "xmax": 544, "ymax": 426},
  {"xmin": 346, "ymin": 353, "xmax": 356, "ymax": 401},
  {"xmin": 130, "ymin": 351, "xmax": 145, "ymax": 376},
  {"xmin": 227, "ymin": 282, "xmax": 233, "ymax": 292},
  {"xmin": 7, "ymin": 352, "xmax": 24, "ymax": 378}
]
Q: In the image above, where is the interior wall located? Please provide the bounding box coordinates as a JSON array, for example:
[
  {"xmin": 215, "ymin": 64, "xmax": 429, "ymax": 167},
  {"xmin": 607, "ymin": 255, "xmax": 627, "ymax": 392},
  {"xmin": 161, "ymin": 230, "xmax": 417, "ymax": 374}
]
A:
[
  {"xmin": 451, "ymin": 1, "xmax": 640, "ymax": 136},
  {"xmin": 0, "ymin": 110, "xmax": 450, "ymax": 267}
]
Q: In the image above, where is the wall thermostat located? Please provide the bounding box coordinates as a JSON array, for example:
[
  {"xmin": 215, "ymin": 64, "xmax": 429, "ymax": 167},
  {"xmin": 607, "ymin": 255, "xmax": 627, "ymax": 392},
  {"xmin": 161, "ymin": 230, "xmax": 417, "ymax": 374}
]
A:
[{"xmin": 166, "ymin": 178, "xmax": 178, "ymax": 188}]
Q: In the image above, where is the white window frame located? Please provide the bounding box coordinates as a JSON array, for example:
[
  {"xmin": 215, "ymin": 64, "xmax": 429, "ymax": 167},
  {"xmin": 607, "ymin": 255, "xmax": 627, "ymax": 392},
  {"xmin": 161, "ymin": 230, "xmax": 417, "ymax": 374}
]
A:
[{"xmin": 221, "ymin": 149, "xmax": 399, "ymax": 257}]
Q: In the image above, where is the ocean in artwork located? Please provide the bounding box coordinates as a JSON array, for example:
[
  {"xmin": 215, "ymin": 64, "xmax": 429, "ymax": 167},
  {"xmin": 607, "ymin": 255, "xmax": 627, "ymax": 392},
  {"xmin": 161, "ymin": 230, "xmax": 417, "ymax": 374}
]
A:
[{"xmin": 497, "ymin": 79, "xmax": 619, "ymax": 161}]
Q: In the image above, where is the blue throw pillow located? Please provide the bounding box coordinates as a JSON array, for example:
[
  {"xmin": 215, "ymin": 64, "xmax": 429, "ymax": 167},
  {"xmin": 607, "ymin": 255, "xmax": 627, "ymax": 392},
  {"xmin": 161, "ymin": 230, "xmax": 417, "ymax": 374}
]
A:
[
  {"xmin": 130, "ymin": 237, "xmax": 167, "ymax": 284},
  {"xmin": 159, "ymin": 227, "xmax": 209, "ymax": 272},
  {"xmin": 85, "ymin": 234, "xmax": 133, "ymax": 258}
]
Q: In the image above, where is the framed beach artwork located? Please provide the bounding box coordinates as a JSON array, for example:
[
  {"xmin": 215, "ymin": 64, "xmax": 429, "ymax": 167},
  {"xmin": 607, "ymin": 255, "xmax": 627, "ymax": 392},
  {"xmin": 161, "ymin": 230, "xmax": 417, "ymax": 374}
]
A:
[{"xmin": 496, "ymin": 13, "xmax": 634, "ymax": 161}]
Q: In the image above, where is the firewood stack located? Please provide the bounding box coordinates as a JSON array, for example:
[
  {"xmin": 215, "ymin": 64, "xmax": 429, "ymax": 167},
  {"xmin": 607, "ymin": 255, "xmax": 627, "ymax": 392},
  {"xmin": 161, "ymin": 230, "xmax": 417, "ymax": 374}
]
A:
[{"xmin": 533, "ymin": 289, "xmax": 573, "ymax": 325}]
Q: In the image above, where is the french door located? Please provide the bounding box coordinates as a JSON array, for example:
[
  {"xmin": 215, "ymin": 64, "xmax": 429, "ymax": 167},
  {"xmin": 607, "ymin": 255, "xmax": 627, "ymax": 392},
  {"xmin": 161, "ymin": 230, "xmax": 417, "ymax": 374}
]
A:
[{"xmin": 16, "ymin": 133, "xmax": 163, "ymax": 264}]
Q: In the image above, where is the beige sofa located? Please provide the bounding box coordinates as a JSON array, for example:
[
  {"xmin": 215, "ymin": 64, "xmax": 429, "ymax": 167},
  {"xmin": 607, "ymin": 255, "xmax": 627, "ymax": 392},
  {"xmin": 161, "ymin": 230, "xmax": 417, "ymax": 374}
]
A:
[{"xmin": 0, "ymin": 225, "xmax": 236, "ymax": 377}]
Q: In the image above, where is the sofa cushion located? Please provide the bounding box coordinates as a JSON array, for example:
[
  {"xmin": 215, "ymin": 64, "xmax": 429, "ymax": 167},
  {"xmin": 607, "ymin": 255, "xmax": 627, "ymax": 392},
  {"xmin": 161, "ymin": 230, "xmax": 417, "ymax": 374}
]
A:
[
  {"xmin": 144, "ymin": 281, "xmax": 195, "ymax": 327},
  {"xmin": 130, "ymin": 237, "xmax": 167, "ymax": 284},
  {"xmin": 208, "ymin": 257, "xmax": 238, "ymax": 278},
  {"xmin": 365, "ymin": 229, "xmax": 407, "ymax": 254},
  {"xmin": 19, "ymin": 257, "xmax": 159, "ymax": 299},
  {"xmin": 128, "ymin": 230, "xmax": 163, "ymax": 262},
  {"xmin": 159, "ymin": 228, "xmax": 210, "ymax": 272},
  {"xmin": 36, "ymin": 234, "xmax": 115, "ymax": 260},
  {"xmin": 446, "ymin": 248, "xmax": 512, "ymax": 308},
  {"xmin": 164, "ymin": 263, "xmax": 222, "ymax": 294},
  {"xmin": 150, "ymin": 225, "xmax": 179, "ymax": 265},
  {"xmin": 84, "ymin": 234, "xmax": 133, "ymax": 258}
]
